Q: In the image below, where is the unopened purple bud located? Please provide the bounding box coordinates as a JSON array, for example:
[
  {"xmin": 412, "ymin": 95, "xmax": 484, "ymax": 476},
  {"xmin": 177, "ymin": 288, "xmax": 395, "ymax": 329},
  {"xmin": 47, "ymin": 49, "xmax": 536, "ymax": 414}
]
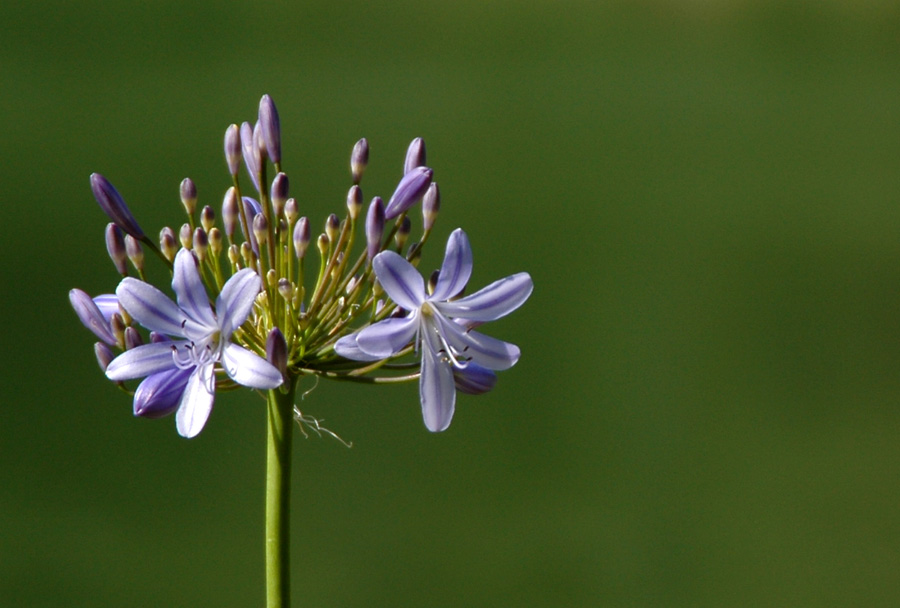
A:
[
  {"xmin": 69, "ymin": 289, "xmax": 116, "ymax": 345},
  {"xmin": 351, "ymin": 138, "xmax": 369, "ymax": 183},
  {"xmin": 134, "ymin": 368, "xmax": 191, "ymax": 419},
  {"xmin": 278, "ymin": 278, "xmax": 292, "ymax": 300},
  {"xmin": 125, "ymin": 234, "xmax": 144, "ymax": 272},
  {"xmin": 404, "ymin": 137, "xmax": 426, "ymax": 174},
  {"xmin": 94, "ymin": 342, "xmax": 114, "ymax": 372},
  {"xmin": 222, "ymin": 187, "xmax": 239, "ymax": 240},
  {"xmin": 125, "ymin": 326, "xmax": 143, "ymax": 350},
  {"xmin": 347, "ymin": 185, "xmax": 363, "ymax": 221},
  {"xmin": 284, "ymin": 198, "xmax": 299, "ymax": 224},
  {"xmin": 193, "ymin": 227, "xmax": 209, "ymax": 260},
  {"xmin": 422, "ymin": 182, "xmax": 440, "ymax": 231},
  {"xmin": 293, "ymin": 217, "xmax": 310, "ymax": 258},
  {"xmin": 179, "ymin": 223, "xmax": 192, "ymax": 249},
  {"xmin": 453, "ymin": 363, "xmax": 498, "ymax": 395},
  {"xmin": 271, "ymin": 172, "xmax": 289, "ymax": 219},
  {"xmin": 384, "ymin": 166, "xmax": 433, "ymax": 219},
  {"xmin": 208, "ymin": 227, "xmax": 222, "ymax": 256},
  {"xmin": 224, "ymin": 124, "xmax": 241, "ymax": 177},
  {"xmin": 365, "ymin": 196, "xmax": 384, "ymax": 261},
  {"xmin": 259, "ymin": 95, "xmax": 281, "ymax": 164},
  {"xmin": 253, "ymin": 213, "xmax": 268, "ymax": 246},
  {"xmin": 266, "ymin": 327, "xmax": 288, "ymax": 381},
  {"xmin": 325, "ymin": 213, "xmax": 340, "ymax": 243},
  {"xmin": 254, "ymin": 120, "xmax": 267, "ymax": 162},
  {"xmin": 160, "ymin": 226, "xmax": 178, "ymax": 262},
  {"xmin": 395, "ymin": 216, "xmax": 411, "ymax": 250},
  {"xmin": 105, "ymin": 223, "xmax": 127, "ymax": 275},
  {"xmin": 200, "ymin": 205, "xmax": 216, "ymax": 232},
  {"xmin": 90, "ymin": 173, "xmax": 144, "ymax": 238},
  {"xmin": 180, "ymin": 178, "xmax": 197, "ymax": 216},
  {"xmin": 240, "ymin": 122, "xmax": 261, "ymax": 192}
]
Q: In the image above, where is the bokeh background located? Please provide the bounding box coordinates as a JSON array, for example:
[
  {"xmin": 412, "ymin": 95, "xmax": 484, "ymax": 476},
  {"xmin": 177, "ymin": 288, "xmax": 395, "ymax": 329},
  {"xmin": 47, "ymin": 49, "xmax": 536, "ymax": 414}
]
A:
[{"xmin": 4, "ymin": 0, "xmax": 900, "ymax": 605}]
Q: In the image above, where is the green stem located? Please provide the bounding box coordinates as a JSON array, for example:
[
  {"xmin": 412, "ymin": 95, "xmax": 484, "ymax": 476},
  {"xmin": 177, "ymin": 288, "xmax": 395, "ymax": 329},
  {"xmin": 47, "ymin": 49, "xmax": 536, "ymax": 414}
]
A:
[{"xmin": 266, "ymin": 380, "xmax": 295, "ymax": 608}]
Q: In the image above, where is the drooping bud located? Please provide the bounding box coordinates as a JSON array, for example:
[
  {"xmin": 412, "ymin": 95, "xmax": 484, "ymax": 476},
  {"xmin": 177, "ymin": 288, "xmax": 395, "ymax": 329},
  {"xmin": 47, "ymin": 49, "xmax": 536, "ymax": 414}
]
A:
[
  {"xmin": 346, "ymin": 185, "xmax": 363, "ymax": 221},
  {"xmin": 259, "ymin": 95, "xmax": 281, "ymax": 164},
  {"xmin": 253, "ymin": 213, "xmax": 269, "ymax": 247},
  {"xmin": 193, "ymin": 227, "xmax": 209, "ymax": 260},
  {"xmin": 208, "ymin": 227, "xmax": 223, "ymax": 257},
  {"xmin": 90, "ymin": 173, "xmax": 144, "ymax": 238},
  {"xmin": 266, "ymin": 327, "xmax": 288, "ymax": 382},
  {"xmin": 222, "ymin": 187, "xmax": 239, "ymax": 240},
  {"xmin": 351, "ymin": 138, "xmax": 369, "ymax": 184},
  {"xmin": 124, "ymin": 326, "xmax": 143, "ymax": 350},
  {"xmin": 284, "ymin": 198, "xmax": 299, "ymax": 225},
  {"xmin": 94, "ymin": 342, "xmax": 114, "ymax": 372},
  {"xmin": 125, "ymin": 234, "xmax": 144, "ymax": 272},
  {"xmin": 404, "ymin": 137, "xmax": 426, "ymax": 174},
  {"xmin": 180, "ymin": 178, "xmax": 197, "ymax": 216},
  {"xmin": 200, "ymin": 205, "xmax": 216, "ymax": 233},
  {"xmin": 240, "ymin": 121, "xmax": 261, "ymax": 192},
  {"xmin": 69, "ymin": 289, "xmax": 116, "ymax": 345},
  {"xmin": 224, "ymin": 124, "xmax": 241, "ymax": 177},
  {"xmin": 160, "ymin": 226, "xmax": 178, "ymax": 262},
  {"xmin": 325, "ymin": 213, "xmax": 340, "ymax": 244},
  {"xmin": 271, "ymin": 172, "xmax": 289, "ymax": 219},
  {"xmin": 384, "ymin": 166, "xmax": 433, "ymax": 219},
  {"xmin": 179, "ymin": 223, "xmax": 193, "ymax": 249},
  {"xmin": 422, "ymin": 182, "xmax": 440, "ymax": 231},
  {"xmin": 365, "ymin": 196, "xmax": 385, "ymax": 261},
  {"xmin": 394, "ymin": 216, "xmax": 411, "ymax": 250},
  {"xmin": 105, "ymin": 223, "xmax": 127, "ymax": 275},
  {"xmin": 293, "ymin": 217, "xmax": 310, "ymax": 258}
]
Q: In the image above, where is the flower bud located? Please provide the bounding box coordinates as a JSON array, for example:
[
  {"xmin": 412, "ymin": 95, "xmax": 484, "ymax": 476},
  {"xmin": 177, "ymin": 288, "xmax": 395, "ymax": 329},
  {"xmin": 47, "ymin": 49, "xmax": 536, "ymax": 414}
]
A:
[
  {"xmin": 266, "ymin": 327, "xmax": 288, "ymax": 382},
  {"xmin": 453, "ymin": 363, "xmax": 498, "ymax": 395},
  {"xmin": 110, "ymin": 313, "xmax": 126, "ymax": 349},
  {"xmin": 384, "ymin": 166, "xmax": 433, "ymax": 219},
  {"xmin": 105, "ymin": 223, "xmax": 127, "ymax": 275},
  {"xmin": 90, "ymin": 173, "xmax": 144, "ymax": 238},
  {"xmin": 224, "ymin": 124, "xmax": 241, "ymax": 177},
  {"xmin": 284, "ymin": 198, "xmax": 299, "ymax": 224},
  {"xmin": 259, "ymin": 94, "xmax": 281, "ymax": 164},
  {"xmin": 125, "ymin": 326, "xmax": 143, "ymax": 350},
  {"xmin": 271, "ymin": 172, "xmax": 289, "ymax": 219},
  {"xmin": 200, "ymin": 205, "xmax": 216, "ymax": 233},
  {"xmin": 351, "ymin": 138, "xmax": 369, "ymax": 184},
  {"xmin": 428, "ymin": 269, "xmax": 440, "ymax": 296},
  {"xmin": 222, "ymin": 187, "xmax": 239, "ymax": 240},
  {"xmin": 228, "ymin": 244, "xmax": 240, "ymax": 266},
  {"xmin": 278, "ymin": 278, "xmax": 293, "ymax": 301},
  {"xmin": 365, "ymin": 197, "xmax": 384, "ymax": 261},
  {"xmin": 325, "ymin": 213, "xmax": 340, "ymax": 244},
  {"xmin": 253, "ymin": 213, "xmax": 268, "ymax": 247},
  {"xmin": 179, "ymin": 223, "xmax": 193, "ymax": 250},
  {"xmin": 160, "ymin": 226, "xmax": 178, "ymax": 262},
  {"xmin": 125, "ymin": 234, "xmax": 144, "ymax": 272},
  {"xmin": 404, "ymin": 137, "xmax": 426, "ymax": 174},
  {"xmin": 69, "ymin": 289, "xmax": 116, "ymax": 345},
  {"xmin": 254, "ymin": 120, "xmax": 267, "ymax": 163},
  {"xmin": 193, "ymin": 227, "xmax": 209, "ymax": 260},
  {"xmin": 208, "ymin": 227, "xmax": 223, "ymax": 256},
  {"xmin": 267, "ymin": 268, "xmax": 278, "ymax": 289},
  {"xmin": 94, "ymin": 342, "xmax": 114, "ymax": 372},
  {"xmin": 180, "ymin": 178, "xmax": 197, "ymax": 216},
  {"xmin": 293, "ymin": 217, "xmax": 310, "ymax": 259},
  {"xmin": 346, "ymin": 185, "xmax": 363, "ymax": 221},
  {"xmin": 134, "ymin": 368, "xmax": 190, "ymax": 419},
  {"xmin": 394, "ymin": 216, "xmax": 411, "ymax": 250},
  {"xmin": 240, "ymin": 121, "xmax": 261, "ymax": 192},
  {"xmin": 422, "ymin": 182, "xmax": 440, "ymax": 231},
  {"xmin": 317, "ymin": 233, "xmax": 329, "ymax": 256}
]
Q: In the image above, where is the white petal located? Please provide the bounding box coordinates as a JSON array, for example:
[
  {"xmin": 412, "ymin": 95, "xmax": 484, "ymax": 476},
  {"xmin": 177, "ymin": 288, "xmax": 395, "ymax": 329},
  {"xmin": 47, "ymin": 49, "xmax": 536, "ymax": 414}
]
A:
[
  {"xmin": 105, "ymin": 342, "xmax": 179, "ymax": 381},
  {"xmin": 433, "ymin": 313, "xmax": 520, "ymax": 370},
  {"xmin": 173, "ymin": 249, "xmax": 216, "ymax": 327},
  {"xmin": 355, "ymin": 315, "xmax": 419, "ymax": 358},
  {"xmin": 116, "ymin": 278, "xmax": 187, "ymax": 336},
  {"xmin": 419, "ymin": 326, "xmax": 456, "ymax": 432},
  {"xmin": 217, "ymin": 268, "xmax": 261, "ymax": 338},
  {"xmin": 176, "ymin": 365, "xmax": 215, "ymax": 438},
  {"xmin": 431, "ymin": 228, "xmax": 473, "ymax": 301},
  {"xmin": 372, "ymin": 251, "xmax": 425, "ymax": 310},
  {"xmin": 221, "ymin": 344, "xmax": 284, "ymax": 389},
  {"xmin": 435, "ymin": 272, "xmax": 533, "ymax": 322}
]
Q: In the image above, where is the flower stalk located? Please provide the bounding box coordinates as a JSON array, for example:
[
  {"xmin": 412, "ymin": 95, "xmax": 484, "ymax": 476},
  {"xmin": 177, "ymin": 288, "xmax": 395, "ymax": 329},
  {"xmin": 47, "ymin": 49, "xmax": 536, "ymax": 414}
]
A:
[{"xmin": 266, "ymin": 380, "xmax": 295, "ymax": 608}]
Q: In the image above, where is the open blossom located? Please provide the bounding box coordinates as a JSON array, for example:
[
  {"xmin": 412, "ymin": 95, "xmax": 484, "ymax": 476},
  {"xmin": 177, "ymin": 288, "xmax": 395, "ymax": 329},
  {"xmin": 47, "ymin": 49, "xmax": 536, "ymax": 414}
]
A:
[
  {"xmin": 105, "ymin": 249, "xmax": 283, "ymax": 437},
  {"xmin": 336, "ymin": 228, "xmax": 533, "ymax": 432}
]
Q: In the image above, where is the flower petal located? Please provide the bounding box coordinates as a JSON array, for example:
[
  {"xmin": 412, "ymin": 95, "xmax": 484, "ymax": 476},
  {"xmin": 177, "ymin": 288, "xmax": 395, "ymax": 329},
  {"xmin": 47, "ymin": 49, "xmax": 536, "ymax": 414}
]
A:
[
  {"xmin": 116, "ymin": 277, "xmax": 189, "ymax": 336},
  {"xmin": 432, "ymin": 314, "xmax": 520, "ymax": 370},
  {"xmin": 420, "ymin": 326, "xmax": 456, "ymax": 432},
  {"xmin": 431, "ymin": 228, "xmax": 473, "ymax": 301},
  {"xmin": 133, "ymin": 367, "xmax": 192, "ymax": 418},
  {"xmin": 173, "ymin": 249, "xmax": 216, "ymax": 327},
  {"xmin": 355, "ymin": 315, "xmax": 419, "ymax": 358},
  {"xmin": 176, "ymin": 364, "xmax": 215, "ymax": 438},
  {"xmin": 217, "ymin": 268, "xmax": 262, "ymax": 338},
  {"xmin": 105, "ymin": 342, "xmax": 180, "ymax": 381},
  {"xmin": 372, "ymin": 251, "xmax": 425, "ymax": 310},
  {"xmin": 384, "ymin": 166, "xmax": 433, "ymax": 219},
  {"xmin": 453, "ymin": 363, "xmax": 498, "ymax": 395},
  {"xmin": 221, "ymin": 344, "xmax": 284, "ymax": 389},
  {"xmin": 334, "ymin": 333, "xmax": 382, "ymax": 362},
  {"xmin": 435, "ymin": 272, "xmax": 533, "ymax": 322},
  {"xmin": 69, "ymin": 289, "xmax": 117, "ymax": 345},
  {"xmin": 92, "ymin": 294, "xmax": 119, "ymax": 323}
]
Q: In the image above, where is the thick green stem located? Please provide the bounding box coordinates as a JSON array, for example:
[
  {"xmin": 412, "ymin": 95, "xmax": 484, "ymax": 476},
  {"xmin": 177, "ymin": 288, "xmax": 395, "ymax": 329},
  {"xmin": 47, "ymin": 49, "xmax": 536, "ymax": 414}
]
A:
[{"xmin": 266, "ymin": 380, "xmax": 295, "ymax": 608}]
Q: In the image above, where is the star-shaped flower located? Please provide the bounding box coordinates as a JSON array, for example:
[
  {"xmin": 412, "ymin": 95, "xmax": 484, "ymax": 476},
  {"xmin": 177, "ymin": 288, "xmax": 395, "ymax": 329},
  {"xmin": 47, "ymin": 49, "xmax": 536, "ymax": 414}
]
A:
[
  {"xmin": 336, "ymin": 228, "xmax": 533, "ymax": 432},
  {"xmin": 105, "ymin": 249, "xmax": 283, "ymax": 437}
]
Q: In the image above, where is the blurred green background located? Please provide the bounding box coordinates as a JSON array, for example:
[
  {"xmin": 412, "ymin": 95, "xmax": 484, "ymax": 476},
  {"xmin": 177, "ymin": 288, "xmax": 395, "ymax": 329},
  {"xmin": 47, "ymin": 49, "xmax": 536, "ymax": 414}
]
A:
[{"xmin": 4, "ymin": 0, "xmax": 900, "ymax": 605}]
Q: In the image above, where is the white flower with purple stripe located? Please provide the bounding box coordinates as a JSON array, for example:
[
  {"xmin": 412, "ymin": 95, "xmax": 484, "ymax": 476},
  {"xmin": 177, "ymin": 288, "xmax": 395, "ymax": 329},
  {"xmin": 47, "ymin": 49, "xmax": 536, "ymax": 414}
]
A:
[
  {"xmin": 335, "ymin": 228, "xmax": 532, "ymax": 432},
  {"xmin": 105, "ymin": 249, "xmax": 283, "ymax": 437}
]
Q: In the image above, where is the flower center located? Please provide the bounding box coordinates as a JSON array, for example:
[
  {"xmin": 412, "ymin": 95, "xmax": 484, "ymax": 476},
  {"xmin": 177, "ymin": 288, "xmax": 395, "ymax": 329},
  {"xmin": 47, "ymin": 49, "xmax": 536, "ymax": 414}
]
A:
[{"xmin": 172, "ymin": 329, "xmax": 222, "ymax": 370}]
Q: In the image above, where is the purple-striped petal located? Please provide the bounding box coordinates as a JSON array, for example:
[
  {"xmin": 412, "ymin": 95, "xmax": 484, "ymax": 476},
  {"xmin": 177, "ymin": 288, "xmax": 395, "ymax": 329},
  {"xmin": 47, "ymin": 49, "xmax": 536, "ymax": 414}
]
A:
[
  {"xmin": 240, "ymin": 121, "xmax": 261, "ymax": 192},
  {"xmin": 384, "ymin": 166, "xmax": 433, "ymax": 219},
  {"xmin": 372, "ymin": 251, "xmax": 425, "ymax": 310},
  {"xmin": 217, "ymin": 268, "xmax": 261, "ymax": 338},
  {"xmin": 355, "ymin": 315, "xmax": 419, "ymax": 358},
  {"xmin": 176, "ymin": 364, "xmax": 215, "ymax": 438},
  {"xmin": 334, "ymin": 333, "xmax": 382, "ymax": 361},
  {"xmin": 420, "ymin": 325, "xmax": 456, "ymax": 432},
  {"xmin": 432, "ymin": 313, "xmax": 520, "ymax": 370},
  {"xmin": 221, "ymin": 344, "xmax": 283, "ymax": 389},
  {"xmin": 435, "ymin": 272, "xmax": 533, "ymax": 322},
  {"xmin": 133, "ymin": 367, "xmax": 192, "ymax": 418},
  {"xmin": 430, "ymin": 228, "xmax": 473, "ymax": 301},
  {"xmin": 69, "ymin": 289, "xmax": 117, "ymax": 345},
  {"xmin": 453, "ymin": 363, "xmax": 497, "ymax": 395},
  {"xmin": 173, "ymin": 249, "xmax": 215, "ymax": 328},
  {"xmin": 93, "ymin": 294, "xmax": 119, "ymax": 322},
  {"xmin": 241, "ymin": 196, "xmax": 262, "ymax": 255},
  {"xmin": 116, "ymin": 278, "xmax": 188, "ymax": 336},
  {"xmin": 105, "ymin": 342, "xmax": 180, "ymax": 381}
]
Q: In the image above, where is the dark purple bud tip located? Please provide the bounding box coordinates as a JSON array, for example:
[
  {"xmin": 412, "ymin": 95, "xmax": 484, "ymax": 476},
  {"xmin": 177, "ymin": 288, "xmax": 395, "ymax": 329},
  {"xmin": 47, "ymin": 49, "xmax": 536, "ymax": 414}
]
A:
[
  {"xmin": 347, "ymin": 185, "xmax": 363, "ymax": 220},
  {"xmin": 385, "ymin": 166, "xmax": 433, "ymax": 219},
  {"xmin": 105, "ymin": 223, "xmax": 127, "ymax": 275},
  {"xmin": 180, "ymin": 178, "xmax": 197, "ymax": 215},
  {"xmin": 224, "ymin": 124, "xmax": 241, "ymax": 176},
  {"xmin": 266, "ymin": 327, "xmax": 288, "ymax": 381},
  {"xmin": 259, "ymin": 95, "xmax": 281, "ymax": 164},
  {"xmin": 351, "ymin": 138, "xmax": 369, "ymax": 184},
  {"xmin": 404, "ymin": 137, "xmax": 426, "ymax": 174},
  {"xmin": 90, "ymin": 173, "xmax": 144, "ymax": 238},
  {"xmin": 422, "ymin": 182, "xmax": 440, "ymax": 231},
  {"xmin": 365, "ymin": 197, "xmax": 385, "ymax": 261},
  {"xmin": 293, "ymin": 217, "xmax": 310, "ymax": 259},
  {"xmin": 271, "ymin": 173, "xmax": 289, "ymax": 217}
]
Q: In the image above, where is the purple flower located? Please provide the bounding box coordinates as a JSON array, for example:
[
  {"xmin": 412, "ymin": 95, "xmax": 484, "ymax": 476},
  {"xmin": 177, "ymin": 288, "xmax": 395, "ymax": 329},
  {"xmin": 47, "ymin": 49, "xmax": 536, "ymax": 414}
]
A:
[
  {"xmin": 105, "ymin": 249, "xmax": 283, "ymax": 437},
  {"xmin": 90, "ymin": 173, "xmax": 145, "ymax": 238},
  {"xmin": 335, "ymin": 229, "xmax": 532, "ymax": 432}
]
